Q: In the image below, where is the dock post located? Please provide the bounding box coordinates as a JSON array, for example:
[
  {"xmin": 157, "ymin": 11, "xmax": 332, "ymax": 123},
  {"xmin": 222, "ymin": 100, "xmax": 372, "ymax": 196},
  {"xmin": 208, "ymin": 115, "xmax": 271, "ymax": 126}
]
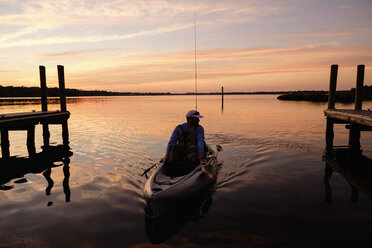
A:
[
  {"xmin": 326, "ymin": 118, "xmax": 334, "ymax": 154},
  {"xmin": 348, "ymin": 124, "xmax": 361, "ymax": 154},
  {"xmin": 62, "ymin": 119, "xmax": 69, "ymax": 146},
  {"xmin": 40, "ymin": 65, "xmax": 50, "ymax": 147},
  {"xmin": 42, "ymin": 124, "xmax": 50, "ymax": 148},
  {"xmin": 221, "ymin": 86, "xmax": 224, "ymax": 111},
  {"xmin": 58, "ymin": 65, "xmax": 69, "ymax": 147},
  {"xmin": 40, "ymin": 66, "xmax": 48, "ymax": 112},
  {"xmin": 1, "ymin": 129, "xmax": 10, "ymax": 158},
  {"xmin": 27, "ymin": 126, "xmax": 36, "ymax": 157},
  {"xmin": 57, "ymin": 65, "xmax": 67, "ymax": 112},
  {"xmin": 349, "ymin": 65, "xmax": 365, "ymax": 153},
  {"xmin": 327, "ymin": 64, "xmax": 338, "ymax": 110},
  {"xmin": 355, "ymin": 65, "xmax": 365, "ymax": 111}
]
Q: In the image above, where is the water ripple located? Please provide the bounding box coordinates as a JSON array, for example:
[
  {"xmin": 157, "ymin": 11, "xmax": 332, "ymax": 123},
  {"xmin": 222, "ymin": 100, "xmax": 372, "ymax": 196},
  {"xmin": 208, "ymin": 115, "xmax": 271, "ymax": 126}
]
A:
[{"xmin": 208, "ymin": 133, "xmax": 322, "ymax": 152}]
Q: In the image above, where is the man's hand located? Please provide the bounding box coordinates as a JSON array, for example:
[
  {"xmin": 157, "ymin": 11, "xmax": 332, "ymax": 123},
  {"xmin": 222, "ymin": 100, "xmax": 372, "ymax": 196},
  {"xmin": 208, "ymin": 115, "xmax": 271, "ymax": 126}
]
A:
[
  {"xmin": 197, "ymin": 153, "xmax": 203, "ymax": 160},
  {"xmin": 161, "ymin": 155, "xmax": 169, "ymax": 163}
]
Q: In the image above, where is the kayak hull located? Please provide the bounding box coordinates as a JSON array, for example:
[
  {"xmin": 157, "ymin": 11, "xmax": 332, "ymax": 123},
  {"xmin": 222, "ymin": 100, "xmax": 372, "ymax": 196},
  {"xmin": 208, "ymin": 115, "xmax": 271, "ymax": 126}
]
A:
[{"xmin": 144, "ymin": 147, "xmax": 218, "ymax": 217}]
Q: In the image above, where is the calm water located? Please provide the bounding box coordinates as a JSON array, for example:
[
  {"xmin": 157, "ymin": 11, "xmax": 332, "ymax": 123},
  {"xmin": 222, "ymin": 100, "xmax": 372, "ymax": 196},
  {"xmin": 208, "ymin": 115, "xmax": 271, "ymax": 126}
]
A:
[{"xmin": 0, "ymin": 95, "xmax": 371, "ymax": 248}]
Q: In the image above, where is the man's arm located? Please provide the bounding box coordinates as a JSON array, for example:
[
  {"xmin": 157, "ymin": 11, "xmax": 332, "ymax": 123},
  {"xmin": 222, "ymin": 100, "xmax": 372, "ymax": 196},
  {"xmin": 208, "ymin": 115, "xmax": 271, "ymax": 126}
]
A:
[
  {"xmin": 196, "ymin": 125, "xmax": 205, "ymax": 155},
  {"xmin": 165, "ymin": 126, "xmax": 179, "ymax": 156}
]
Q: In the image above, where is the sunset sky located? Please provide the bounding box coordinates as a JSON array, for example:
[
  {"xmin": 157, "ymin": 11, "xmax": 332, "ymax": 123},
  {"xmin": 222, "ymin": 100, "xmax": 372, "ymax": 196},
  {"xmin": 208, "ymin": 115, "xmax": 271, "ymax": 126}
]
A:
[{"xmin": 0, "ymin": 0, "xmax": 371, "ymax": 93}]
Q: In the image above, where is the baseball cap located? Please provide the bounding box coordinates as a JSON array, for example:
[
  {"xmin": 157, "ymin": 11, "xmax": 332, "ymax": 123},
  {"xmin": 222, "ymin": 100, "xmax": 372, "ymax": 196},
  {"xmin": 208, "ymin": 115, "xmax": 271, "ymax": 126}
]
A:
[{"xmin": 186, "ymin": 110, "xmax": 203, "ymax": 118}]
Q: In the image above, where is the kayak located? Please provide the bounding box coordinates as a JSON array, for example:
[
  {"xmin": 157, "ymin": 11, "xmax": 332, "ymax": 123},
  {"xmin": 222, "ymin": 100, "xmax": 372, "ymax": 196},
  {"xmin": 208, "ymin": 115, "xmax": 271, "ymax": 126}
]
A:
[{"xmin": 143, "ymin": 145, "xmax": 222, "ymax": 218}]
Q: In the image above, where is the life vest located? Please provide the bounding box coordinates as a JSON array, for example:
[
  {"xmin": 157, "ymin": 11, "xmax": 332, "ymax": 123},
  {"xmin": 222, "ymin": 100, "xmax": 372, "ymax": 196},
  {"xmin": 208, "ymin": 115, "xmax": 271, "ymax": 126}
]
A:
[{"xmin": 177, "ymin": 125, "xmax": 198, "ymax": 153}]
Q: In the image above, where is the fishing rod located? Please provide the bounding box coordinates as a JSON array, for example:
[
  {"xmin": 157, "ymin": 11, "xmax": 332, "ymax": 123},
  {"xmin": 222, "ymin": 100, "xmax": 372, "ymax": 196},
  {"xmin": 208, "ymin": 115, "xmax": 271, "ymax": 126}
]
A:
[{"xmin": 194, "ymin": 11, "xmax": 198, "ymax": 110}]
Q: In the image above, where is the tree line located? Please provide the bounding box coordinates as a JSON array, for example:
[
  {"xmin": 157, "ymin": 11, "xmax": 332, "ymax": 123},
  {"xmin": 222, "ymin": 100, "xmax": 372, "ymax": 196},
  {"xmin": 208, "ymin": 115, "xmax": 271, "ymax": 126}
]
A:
[{"xmin": 0, "ymin": 85, "xmax": 171, "ymax": 97}]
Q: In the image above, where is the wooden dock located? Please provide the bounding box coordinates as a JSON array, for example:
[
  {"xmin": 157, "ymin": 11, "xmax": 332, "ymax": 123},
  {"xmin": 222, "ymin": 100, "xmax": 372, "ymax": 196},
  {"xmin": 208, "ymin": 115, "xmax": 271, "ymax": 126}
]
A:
[
  {"xmin": 324, "ymin": 65, "xmax": 371, "ymax": 126},
  {"xmin": 323, "ymin": 64, "xmax": 372, "ymax": 202},
  {"xmin": 0, "ymin": 65, "xmax": 70, "ymax": 159},
  {"xmin": 324, "ymin": 64, "xmax": 371, "ymax": 153}
]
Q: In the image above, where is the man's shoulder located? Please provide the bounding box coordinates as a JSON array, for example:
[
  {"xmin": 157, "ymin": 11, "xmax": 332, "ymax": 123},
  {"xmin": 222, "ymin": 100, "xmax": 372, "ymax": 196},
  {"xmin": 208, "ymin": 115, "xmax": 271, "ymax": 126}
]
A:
[
  {"xmin": 176, "ymin": 123, "xmax": 188, "ymax": 131},
  {"xmin": 196, "ymin": 125, "xmax": 204, "ymax": 131}
]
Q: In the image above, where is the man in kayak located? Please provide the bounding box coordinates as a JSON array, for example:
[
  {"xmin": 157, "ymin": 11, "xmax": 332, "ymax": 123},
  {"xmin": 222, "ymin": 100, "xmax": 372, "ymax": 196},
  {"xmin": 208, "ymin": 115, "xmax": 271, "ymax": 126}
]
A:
[{"xmin": 161, "ymin": 110, "xmax": 205, "ymax": 166}]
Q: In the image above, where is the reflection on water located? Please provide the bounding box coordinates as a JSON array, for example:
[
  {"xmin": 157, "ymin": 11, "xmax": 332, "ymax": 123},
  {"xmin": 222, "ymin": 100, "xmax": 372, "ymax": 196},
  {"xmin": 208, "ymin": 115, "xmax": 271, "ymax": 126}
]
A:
[
  {"xmin": 324, "ymin": 118, "xmax": 372, "ymax": 203},
  {"xmin": 0, "ymin": 145, "xmax": 73, "ymax": 205},
  {"xmin": 324, "ymin": 146, "xmax": 372, "ymax": 203},
  {"xmin": 0, "ymin": 95, "xmax": 371, "ymax": 247},
  {"xmin": 145, "ymin": 190, "xmax": 213, "ymax": 244}
]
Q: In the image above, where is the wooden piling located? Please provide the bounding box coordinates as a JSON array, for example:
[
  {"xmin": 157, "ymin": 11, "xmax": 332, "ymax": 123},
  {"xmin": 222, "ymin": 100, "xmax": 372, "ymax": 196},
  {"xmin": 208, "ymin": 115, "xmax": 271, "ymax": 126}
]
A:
[
  {"xmin": 27, "ymin": 126, "xmax": 36, "ymax": 157},
  {"xmin": 350, "ymin": 66, "xmax": 364, "ymax": 153},
  {"xmin": 58, "ymin": 65, "xmax": 67, "ymax": 112},
  {"xmin": 62, "ymin": 119, "xmax": 69, "ymax": 146},
  {"xmin": 1, "ymin": 129, "xmax": 10, "ymax": 158},
  {"xmin": 328, "ymin": 64, "xmax": 338, "ymax": 110},
  {"xmin": 355, "ymin": 65, "xmax": 365, "ymax": 111},
  {"xmin": 348, "ymin": 124, "xmax": 361, "ymax": 152},
  {"xmin": 326, "ymin": 118, "xmax": 334, "ymax": 154},
  {"xmin": 40, "ymin": 65, "xmax": 50, "ymax": 147},
  {"xmin": 39, "ymin": 66, "xmax": 48, "ymax": 112},
  {"xmin": 42, "ymin": 124, "xmax": 50, "ymax": 148}
]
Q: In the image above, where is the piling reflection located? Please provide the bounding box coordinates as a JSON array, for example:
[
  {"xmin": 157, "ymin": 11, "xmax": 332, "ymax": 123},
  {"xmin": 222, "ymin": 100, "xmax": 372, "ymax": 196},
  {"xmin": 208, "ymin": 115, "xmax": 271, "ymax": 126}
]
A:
[
  {"xmin": 0, "ymin": 145, "xmax": 73, "ymax": 204},
  {"xmin": 324, "ymin": 121, "xmax": 372, "ymax": 203},
  {"xmin": 145, "ymin": 190, "xmax": 214, "ymax": 244},
  {"xmin": 323, "ymin": 147, "xmax": 372, "ymax": 203}
]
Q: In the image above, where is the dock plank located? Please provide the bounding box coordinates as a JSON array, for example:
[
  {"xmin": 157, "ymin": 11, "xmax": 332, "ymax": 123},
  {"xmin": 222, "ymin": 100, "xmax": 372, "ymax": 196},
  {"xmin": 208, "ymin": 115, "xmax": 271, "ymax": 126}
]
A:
[
  {"xmin": 1, "ymin": 111, "xmax": 61, "ymax": 119},
  {"xmin": 0, "ymin": 111, "xmax": 70, "ymax": 128},
  {"xmin": 324, "ymin": 109, "xmax": 372, "ymax": 127}
]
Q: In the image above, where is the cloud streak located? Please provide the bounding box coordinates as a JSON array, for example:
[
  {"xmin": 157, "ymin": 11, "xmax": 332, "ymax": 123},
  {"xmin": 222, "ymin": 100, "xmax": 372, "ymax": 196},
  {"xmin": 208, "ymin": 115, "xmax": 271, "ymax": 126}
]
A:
[
  {"xmin": 63, "ymin": 43, "xmax": 372, "ymax": 92},
  {"xmin": 0, "ymin": 22, "xmax": 197, "ymax": 48},
  {"xmin": 38, "ymin": 48, "xmax": 124, "ymax": 57},
  {"xmin": 0, "ymin": 0, "xmax": 284, "ymax": 48},
  {"xmin": 0, "ymin": 0, "xmax": 371, "ymax": 92}
]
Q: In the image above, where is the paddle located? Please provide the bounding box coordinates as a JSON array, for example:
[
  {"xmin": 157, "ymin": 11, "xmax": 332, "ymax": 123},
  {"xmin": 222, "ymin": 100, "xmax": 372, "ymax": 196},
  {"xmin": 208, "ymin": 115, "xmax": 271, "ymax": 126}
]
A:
[
  {"xmin": 141, "ymin": 160, "xmax": 161, "ymax": 179},
  {"xmin": 202, "ymin": 145, "xmax": 223, "ymax": 178}
]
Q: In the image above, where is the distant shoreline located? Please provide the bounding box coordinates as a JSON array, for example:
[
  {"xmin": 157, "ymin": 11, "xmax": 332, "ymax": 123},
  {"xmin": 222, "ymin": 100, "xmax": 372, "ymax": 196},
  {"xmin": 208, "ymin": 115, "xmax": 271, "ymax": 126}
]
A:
[
  {"xmin": 0, "ymin": 85, "xmax": 290, "ymax": 98},
  {"xmin": 277, "ymin": 86, "xmax": 372, "ymax": 102},
  {"xmin": 2, "ymin": 85, "xmax": 372, "ymax": 103},
  {"xmin": 0, "ymin": 92, "xmax": 288, "ymax": 105}
]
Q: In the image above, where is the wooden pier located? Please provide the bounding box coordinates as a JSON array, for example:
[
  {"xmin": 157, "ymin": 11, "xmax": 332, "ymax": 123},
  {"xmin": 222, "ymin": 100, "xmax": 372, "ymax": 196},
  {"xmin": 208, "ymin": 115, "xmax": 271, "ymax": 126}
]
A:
[
  {"xmin": 324, "ymin": 64, "xmax": 372, "ymax": 153},
  {"xmin": 323, "ymin": 64, "xmax": 372, "ymax": 202},
  {"xmin": 0, "ymin": 65, "xmax": 70, "ymax": 158}
]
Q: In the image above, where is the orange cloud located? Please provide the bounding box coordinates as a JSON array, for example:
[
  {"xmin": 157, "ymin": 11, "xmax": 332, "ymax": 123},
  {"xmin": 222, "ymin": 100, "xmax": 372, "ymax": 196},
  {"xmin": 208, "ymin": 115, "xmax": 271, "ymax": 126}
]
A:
[{"xmin": 58, "ymin": 44, "xmax": 371, "ymax": 92}]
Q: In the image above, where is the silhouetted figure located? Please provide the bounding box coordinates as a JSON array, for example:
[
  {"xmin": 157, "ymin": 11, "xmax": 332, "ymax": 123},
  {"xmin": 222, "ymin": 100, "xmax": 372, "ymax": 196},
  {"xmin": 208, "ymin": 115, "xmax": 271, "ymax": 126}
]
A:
[{"xmin": 161, "ymin": 110, "xmax": 206, "ymax": 177}]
